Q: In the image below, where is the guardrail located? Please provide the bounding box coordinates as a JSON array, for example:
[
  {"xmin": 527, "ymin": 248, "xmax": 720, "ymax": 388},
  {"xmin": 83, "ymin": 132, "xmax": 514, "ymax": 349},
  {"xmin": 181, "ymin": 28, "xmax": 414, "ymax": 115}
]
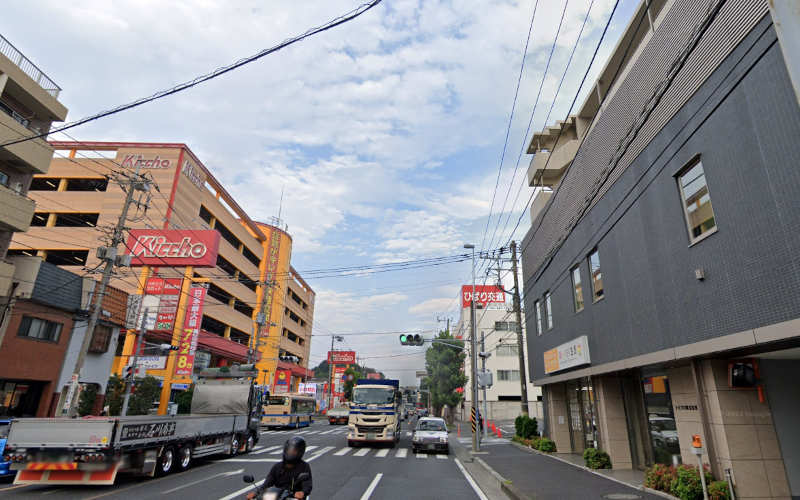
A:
[{"xmin": 0, "ymin": 34, "xmax": 61, "ymax": 98}]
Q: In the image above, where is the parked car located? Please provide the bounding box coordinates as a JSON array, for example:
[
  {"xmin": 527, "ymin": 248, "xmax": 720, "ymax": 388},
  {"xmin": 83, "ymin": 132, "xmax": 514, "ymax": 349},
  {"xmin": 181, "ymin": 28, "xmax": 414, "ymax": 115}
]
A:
[
  {"xmin": 411, "ymin": 417, "xmax": 449, "ymax": 454},
  {"xmin": 327, "ymin": 406, "xmax": 350, "ymax": 425},
  {"xmin": 0, "ymin": 419, "xmax": 13, "ymax": 480}
]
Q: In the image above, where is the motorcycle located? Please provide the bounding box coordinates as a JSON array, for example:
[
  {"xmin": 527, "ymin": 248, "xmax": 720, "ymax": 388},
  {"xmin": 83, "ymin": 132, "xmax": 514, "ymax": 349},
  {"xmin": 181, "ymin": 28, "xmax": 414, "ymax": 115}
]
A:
[{"xmin": 242, "ymin": 473, "xmax": 311, "ymax": 500}]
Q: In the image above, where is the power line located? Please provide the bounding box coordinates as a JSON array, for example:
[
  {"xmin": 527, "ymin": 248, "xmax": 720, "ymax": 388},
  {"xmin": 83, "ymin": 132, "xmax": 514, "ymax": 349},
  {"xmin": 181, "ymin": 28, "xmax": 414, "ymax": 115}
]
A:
[
  {"xmin": 479, "ymin": 0, "xmax": 540, "ymax": 254},
  {"xmin": 0, "ymin": 0, "xmax": 383, "ymax": 148}
]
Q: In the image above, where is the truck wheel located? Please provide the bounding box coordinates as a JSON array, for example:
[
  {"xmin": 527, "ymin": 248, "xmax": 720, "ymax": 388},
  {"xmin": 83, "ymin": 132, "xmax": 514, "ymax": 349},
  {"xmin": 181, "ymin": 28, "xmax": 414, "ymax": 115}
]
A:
[
  {"xmin": 245, "ymin": 434, "xmax": 255, "ymax": 453},
  {"xmin": 177, "ymin": 445, "xmax": 192, "ymax": 471},
  {"xmin": 156, "ymin": 448, "xmax": 175, "ymax": 476},
  {"xmin": 347, "ymin": 440, "xmax": 355, "ymax": 447},
  {"xmin": 229, "ymin": 435, "xmax": 240, "ymax": 456}
]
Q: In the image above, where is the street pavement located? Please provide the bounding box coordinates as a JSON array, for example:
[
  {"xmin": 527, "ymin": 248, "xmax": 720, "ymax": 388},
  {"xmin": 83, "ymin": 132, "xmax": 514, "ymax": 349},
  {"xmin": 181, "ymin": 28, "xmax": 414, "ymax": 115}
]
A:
[{"xmin": 0, "ymin": 418, "xmax": 486, "ymax": 500}]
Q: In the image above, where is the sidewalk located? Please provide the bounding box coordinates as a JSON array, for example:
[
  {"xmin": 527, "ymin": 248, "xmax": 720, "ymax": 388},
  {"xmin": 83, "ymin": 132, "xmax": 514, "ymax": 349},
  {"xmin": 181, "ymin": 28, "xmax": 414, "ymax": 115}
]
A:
[{"xmin": 452, "ymin": 420, "xmax": 663, "ymax": 500}]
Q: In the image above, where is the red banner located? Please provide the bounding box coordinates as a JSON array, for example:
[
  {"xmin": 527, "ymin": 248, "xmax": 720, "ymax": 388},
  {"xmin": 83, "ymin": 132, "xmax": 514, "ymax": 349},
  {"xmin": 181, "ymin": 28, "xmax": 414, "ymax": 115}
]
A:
[
  {"xmin": 144, "ymin": 277, "xmax": 182, "ymax": 331},
  {"xmin": 174, "ymin": 286, "xmax": 206, "ymax": 377},
  {"xmin": 366, "ymin": 373, "xmax": 381, "ymax": 380},
  {"xmin": 461, "ymin": 285, "xmax": 506, "ymax": 308},
  {"xmin": 126, "ymin": 229, "xmax": 221, "ymax": 267},
  {"xmin": 274, "ymin": 368, "xmax": 291, "ymax": 394},
  {"xmin": 332, "ymin": 365, "xmax": 347, "ymax": 399},
  {"xmin": 328, "ymin": 350, "xmax": 356, "ymax": 365}
]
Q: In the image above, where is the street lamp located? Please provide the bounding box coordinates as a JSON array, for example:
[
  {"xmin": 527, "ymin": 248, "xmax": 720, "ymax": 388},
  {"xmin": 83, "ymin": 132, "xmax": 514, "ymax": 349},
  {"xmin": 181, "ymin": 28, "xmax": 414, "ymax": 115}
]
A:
[{"xmin": 464, "ymin": 243, "xmax": 480, "ymax": 452}]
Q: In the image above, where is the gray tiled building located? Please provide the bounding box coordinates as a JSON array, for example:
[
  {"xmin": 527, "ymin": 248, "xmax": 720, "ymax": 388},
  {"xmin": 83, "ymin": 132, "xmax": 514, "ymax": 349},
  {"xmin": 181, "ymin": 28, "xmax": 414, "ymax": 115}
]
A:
[{"xmin": 521, "ymin": 1, "xmax": 800, "ymax": 498}]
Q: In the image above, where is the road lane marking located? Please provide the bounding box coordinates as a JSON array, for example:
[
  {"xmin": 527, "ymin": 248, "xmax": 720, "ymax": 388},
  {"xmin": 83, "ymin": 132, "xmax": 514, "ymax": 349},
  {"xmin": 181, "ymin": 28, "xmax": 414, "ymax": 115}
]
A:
[
  {"xmin": 375, "ymin": 449, "xmax": 389, "ymax": 457},
  {"xmin": 162, "ymin": 469, "xmax": 244, "ymax": 494},
  {"xmin": 0, "ymin": 484, "xmax": 29, "ymax": 492},
  {"xmin": 415, "ymin": 453, "xmax": 426, "ymax": 458},
  {"xmin": 305, "ymin": 446, "xmax": 319, "ymax": 452},
  {"xmin": 306, "ymin": 446, "xmax": 335, "ymax": 462},
  {"xmin": 251, "ymin": 445, "xmax": 282, "ymax": 455},
  {"xmin": 219, "ymin": 479, "xmax": 264, "ymax": 500},
  {"xmin": 320, "ymin": 428, "xmax": 338, "ymax": 435},
  {"xmin": 359, "ymin": 473, "xmax": 383, "ymax": 500},
  {"xmin": 455, "ymin": 458, "xmax": 489, "ymax": 500},
  {"xmin": 223, "ymin": 458, "xmax": 280, "ymax": 462},
  {"xmin": 334, "ymin": 447, "xmax": 352, "ymax": 456},
  {"xmin": 437, "ymin": 454, "xmax": 448, "ymax": 459},
  {"xmin": 354, "ymin": 448, "xmax": 370, "ymax": 456},
  {"xmin": 395, "ymin": 448, "xmax": 408, "ymax": 458}
]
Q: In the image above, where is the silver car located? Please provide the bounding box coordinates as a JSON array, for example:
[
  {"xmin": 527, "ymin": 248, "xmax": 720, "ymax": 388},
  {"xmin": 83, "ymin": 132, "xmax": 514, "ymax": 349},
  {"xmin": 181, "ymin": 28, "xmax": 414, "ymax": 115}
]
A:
[{"xmin": 411, "ymin": 417, "xmax": 449, "ymax": 454}]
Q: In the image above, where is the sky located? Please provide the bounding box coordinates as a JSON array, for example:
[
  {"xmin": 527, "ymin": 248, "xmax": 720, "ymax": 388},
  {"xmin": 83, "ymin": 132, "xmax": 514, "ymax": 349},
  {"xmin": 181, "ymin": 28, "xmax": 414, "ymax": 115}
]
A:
[{"xmin": 5, "ymin": 0, "xmax": 638, "ymax": 385}]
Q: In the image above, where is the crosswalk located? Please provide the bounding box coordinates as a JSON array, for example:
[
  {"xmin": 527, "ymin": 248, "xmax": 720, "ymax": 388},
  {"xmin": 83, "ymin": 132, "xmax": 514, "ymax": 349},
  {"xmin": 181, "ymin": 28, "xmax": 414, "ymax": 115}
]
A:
[{"xmin": 260, "ymin": 427, "xmax": 350, "ymax": 436}]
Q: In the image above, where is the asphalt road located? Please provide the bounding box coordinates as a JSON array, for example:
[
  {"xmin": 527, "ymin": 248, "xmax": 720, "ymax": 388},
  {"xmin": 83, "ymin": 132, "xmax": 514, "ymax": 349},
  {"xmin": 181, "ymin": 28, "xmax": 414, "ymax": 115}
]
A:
[{"xmin": 0, "ymin": 418, "xmax": 485, "ymax": 500}]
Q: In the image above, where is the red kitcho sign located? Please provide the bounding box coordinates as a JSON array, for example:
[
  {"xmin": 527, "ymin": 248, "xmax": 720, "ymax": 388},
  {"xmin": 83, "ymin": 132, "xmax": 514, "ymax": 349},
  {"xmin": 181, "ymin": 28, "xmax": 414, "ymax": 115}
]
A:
[
  {"xmin": 328, "ymin": 350, "xmax": 356, "ymax": 365},
  {"xmin": 126, "ymin": 229, "xmax": 220, "ymax": 267},
  {"xmin": 462, "ymin": 285, "xmax": 506, "ymax": 308}
]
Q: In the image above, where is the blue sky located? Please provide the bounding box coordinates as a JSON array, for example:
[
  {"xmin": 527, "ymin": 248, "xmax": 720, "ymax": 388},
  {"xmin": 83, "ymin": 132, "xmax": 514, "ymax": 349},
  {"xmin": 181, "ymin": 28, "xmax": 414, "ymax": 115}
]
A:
[{"xmin": 5, "ymin": 0, "xmax": 638, "ymax": 384}]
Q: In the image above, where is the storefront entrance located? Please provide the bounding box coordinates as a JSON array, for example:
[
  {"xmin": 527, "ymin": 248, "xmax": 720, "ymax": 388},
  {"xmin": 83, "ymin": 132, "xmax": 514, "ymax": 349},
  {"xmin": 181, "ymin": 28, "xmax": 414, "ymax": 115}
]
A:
[
  {"xmin": 0, "ymin": 380, "xmax": 45, "ymax": 417},
  {"xmin": 565, "ymin": 377, "xmax": 598, "ymax": 453},
  {"xmin": 641, "ymin": 372, "xmax": 681, "ymax": 465}
]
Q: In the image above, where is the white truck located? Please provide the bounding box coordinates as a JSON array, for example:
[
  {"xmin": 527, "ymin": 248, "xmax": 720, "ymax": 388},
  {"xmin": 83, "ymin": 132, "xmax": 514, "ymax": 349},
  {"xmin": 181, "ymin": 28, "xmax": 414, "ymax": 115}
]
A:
[
  {"xmin": 3, "ymin": 366, "xmax": 262, "ymax": 486},
  {"xmin": 347, "ymin": 379, "xmax": 401, "ymax": 447}
]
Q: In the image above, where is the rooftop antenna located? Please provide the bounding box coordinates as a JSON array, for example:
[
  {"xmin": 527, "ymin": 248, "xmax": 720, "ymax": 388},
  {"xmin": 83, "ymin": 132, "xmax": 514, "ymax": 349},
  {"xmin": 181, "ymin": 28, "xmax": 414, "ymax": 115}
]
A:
[{"xmin": 277, "ymin": 184, "xmax": 285, "ymax": 221}]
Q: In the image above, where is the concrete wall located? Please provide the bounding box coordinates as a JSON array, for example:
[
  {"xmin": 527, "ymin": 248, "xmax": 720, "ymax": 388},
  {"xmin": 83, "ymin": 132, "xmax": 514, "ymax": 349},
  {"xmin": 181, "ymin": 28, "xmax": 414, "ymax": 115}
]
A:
[
  {"xmin": 55, "ymin": 319, "xmax": 121, "ymax": 393},
  {"xmin": 595, "ymin": 375, "xmax": 633, "ymax": 469}
]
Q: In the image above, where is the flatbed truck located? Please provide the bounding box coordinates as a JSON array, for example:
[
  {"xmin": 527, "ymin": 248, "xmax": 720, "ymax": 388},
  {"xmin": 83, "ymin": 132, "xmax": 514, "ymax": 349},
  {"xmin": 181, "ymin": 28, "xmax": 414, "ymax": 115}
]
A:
[{"xmin": 2, "ymin": 367, "xmax": 261, "ymax": 486}]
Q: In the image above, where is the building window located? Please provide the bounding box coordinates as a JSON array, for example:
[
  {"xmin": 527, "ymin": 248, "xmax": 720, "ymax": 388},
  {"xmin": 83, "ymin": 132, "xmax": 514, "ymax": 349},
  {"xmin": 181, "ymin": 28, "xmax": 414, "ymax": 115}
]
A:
[
  {"xmin": 544, "ymin": 292, "xmax": 553, "ymax": 330},
  {"xmin": 242, "ymin": 246, "xmax": 261, "ymax": 268},
  {"xmin": 496, "ymin": 344, "xmax": 519, "ymax": 356},
  {"xmin": 18, "ymin": 316, "xmax": 62, "ymax": 342},
  {"xmin": 201, "ymin": 315, "xmax": 226, "ymax": 336},
  {"xmin": 678, "ymin": 160, "xmax": 716, "ymax": 243},
  {"xmin": 534, "ymin": 300, "xmax": 542, "ymax": 335},
  {"xmin": 44, "ymin": 250, "xmax": 88, "ymax": 266},
  {"xmin": 0, "ymin": 171, "xmax": 9, "ymax": 187},
  {"xmin": 29, "ymin": 177, "xmax": 60, "ymax": 191},
  {"xmin": 30, "ymin": 213, "xmax": 48, "ymax": 227},
  {"xmin": 198, "ymin": 205, "xmax": 214, "ymax": 225},
  {"xmin": 588, "ymin": 249, "xmax": 603, "ymax": 301},
  {"xmin": 571, "ymin": 266, "xmax": 584, "ymax": 312},
  {"xmin": 214, "ymin": 221, "xmax": 241, "ymax": 250},
  {"xmin": 216, "ymin": 255, "xmax": 237, "ymax": 278},
  {"xmin": 233, "ymin": 299, "xmax": 254, "ymax": 318},
  {"xmin": 497, "ymin": 370, "xmax": 520, "ymax": 381},
  {"xmin": 64, "ymin": 178, "xmax": 108, "ymax": 192},
  {"xmin": 88, "ymin": 324, "xmax": 113, "ymax": 353},
  {"xmin": 53, "ymin": 213, "xmax": 100, "ymax": 227}
]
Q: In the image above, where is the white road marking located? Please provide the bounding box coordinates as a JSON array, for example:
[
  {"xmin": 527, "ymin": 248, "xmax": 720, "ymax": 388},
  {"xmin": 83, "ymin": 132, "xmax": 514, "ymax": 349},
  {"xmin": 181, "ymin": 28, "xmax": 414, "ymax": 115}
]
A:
[
  {"xmin": 305, "ymin": 445, "xmax": 319, "ymax": 452},
  {"xmin": 223, "ymin": 458, "xmax": 281, "ymax": 463},
  {"xmin": 306, "ymin": 446, "xmax": 335, "ymax": 462},
  {"xmin": 436, "ymin": 454, "xmax": 448, "ymax": 459},
  {"xmin": 334, "ymin": 447, "xmax": 352, "ymax": 456},
  {"xmin": 455, "ymin": 458, "xmax": 489, "ymax": 500},
  {"xmin": 415, "ymin": 453, "xmax": 426, "ymax": 458},
  {"xmin": 375, "ymin": 449, "xmax": 389, "ymax": 457},
  {"xmin": 395, "ymin": 448, "xmax": 408, "ymax": 458},
  {"xmin": 359, "ymin": 473, "xmax": 383, "ymax": 500},
  {"xmin": 163, "ymin": 469, "xmax": 244, "ymax": 493},
  {"xmin": 251, "ymin": 445, "xmax": 281, "ymax": 455},
  {"xmin": 320, "ymin": 429, "xmax": 338, "ymax": 435},
  {"xmin": 354, "ymin": 448, "xmax": 370, "ymax": 456},
  {"xmin": 219, "ymin": 479, "xmax": 265, "ymax": 500}
]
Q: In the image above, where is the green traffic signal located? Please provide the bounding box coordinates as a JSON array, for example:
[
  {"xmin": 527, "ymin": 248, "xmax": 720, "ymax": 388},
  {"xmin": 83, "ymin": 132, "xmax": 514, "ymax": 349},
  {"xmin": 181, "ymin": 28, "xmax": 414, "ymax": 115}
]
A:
[{"xmin": 399, "ymin": 334, "xmax": 408, "ymax": 344}]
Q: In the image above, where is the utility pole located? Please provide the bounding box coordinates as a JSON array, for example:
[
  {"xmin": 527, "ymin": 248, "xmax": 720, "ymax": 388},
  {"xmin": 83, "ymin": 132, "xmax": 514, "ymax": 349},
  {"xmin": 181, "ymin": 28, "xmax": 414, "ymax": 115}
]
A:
[
  {"xmin": 510, "ymin": 241, "xmax": 530, "ymax": 417},
  {"xmin": 122, "ymin": 307, "xmax": 149, "ymax": 416},
  {"xmin": 61, "ymin": 164, "xmax": 148, "ymax": 417},
  {"xmin": 480, "ymin": 330, "xmax": 488, "ymax": 437},
  {"xmin": 464, "ymin": 243, "xmax": 480, "ymax": 452}
]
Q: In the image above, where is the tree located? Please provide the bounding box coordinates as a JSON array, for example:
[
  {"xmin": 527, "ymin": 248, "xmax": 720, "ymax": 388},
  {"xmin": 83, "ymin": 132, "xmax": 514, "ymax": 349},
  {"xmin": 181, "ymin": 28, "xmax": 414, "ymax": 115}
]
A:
[
  {"xmin": 312, "ymin": 360, "xmax": 330, "ymax": 380},
  {"xmin": 423, "ymin": 331, "xmax": 467, "ymax": 420},
  {"xmin": 175, "ymin": 385, "xmax": 194, "ymax": 414},
  {"xmin": 342, "ymin": 366, "xmax": 362, "ymax": 401},
  {"xmin": 78, "ymin": 384, "xmax": 99, "ymax": 416},
  {"xmin": 103, "ymin": 375, "xmax": 161, "ymax": 416},
  {"xmin": 104, "ymin": 375, "xmax": 125, "ymax": 416}
]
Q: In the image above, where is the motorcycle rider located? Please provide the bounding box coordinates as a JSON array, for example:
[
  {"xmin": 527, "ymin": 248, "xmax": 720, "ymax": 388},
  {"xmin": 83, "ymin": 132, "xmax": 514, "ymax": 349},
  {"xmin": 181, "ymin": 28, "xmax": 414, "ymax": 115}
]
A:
[{"xmin": 247, "ymin": 436, "xmax": 312, "ymax": 499}]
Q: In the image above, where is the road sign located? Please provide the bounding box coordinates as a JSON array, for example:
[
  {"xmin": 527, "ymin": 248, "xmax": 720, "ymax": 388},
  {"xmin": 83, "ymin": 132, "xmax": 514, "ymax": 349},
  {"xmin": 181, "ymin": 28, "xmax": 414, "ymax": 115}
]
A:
[{"xmin": 415, "ymin": 370, "xmax": 428, "ymax": 378}]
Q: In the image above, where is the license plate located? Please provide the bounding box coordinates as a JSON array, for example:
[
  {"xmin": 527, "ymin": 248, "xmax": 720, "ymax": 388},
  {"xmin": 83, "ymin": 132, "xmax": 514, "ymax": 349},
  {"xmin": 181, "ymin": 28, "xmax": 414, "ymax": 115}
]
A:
[
  {"xmin": 366, "ymin": 433, "xmax": 376, "ymax": 440},
  {"xmin": 427, "ymin": 444, "xmax": 436, "ymax": 450}
]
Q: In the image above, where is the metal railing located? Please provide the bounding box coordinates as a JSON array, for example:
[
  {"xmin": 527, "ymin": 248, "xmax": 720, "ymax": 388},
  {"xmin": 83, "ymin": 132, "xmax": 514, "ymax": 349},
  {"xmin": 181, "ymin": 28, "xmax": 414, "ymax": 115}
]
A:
[{"xmin": 0, "ymin": 34, "xmax": 61, "ymax": 98}]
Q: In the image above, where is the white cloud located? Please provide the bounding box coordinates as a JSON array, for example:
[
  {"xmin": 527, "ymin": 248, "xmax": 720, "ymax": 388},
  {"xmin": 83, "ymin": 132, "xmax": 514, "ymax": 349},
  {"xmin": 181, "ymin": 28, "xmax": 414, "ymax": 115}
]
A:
[{"xmin": 408, "ymin": 297, "xmax": 455, "ymax": 317}]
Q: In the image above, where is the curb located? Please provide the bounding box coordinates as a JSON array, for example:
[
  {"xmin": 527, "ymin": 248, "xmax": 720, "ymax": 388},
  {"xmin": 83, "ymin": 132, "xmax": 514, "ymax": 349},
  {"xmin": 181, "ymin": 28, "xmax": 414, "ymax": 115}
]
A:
[
  {"xmin": 451, "ymin": 435, "xmax": 524, "ymax": 500},
  {"xmin": 473, "ymin": 457, "xmax": 531, "ymax": 500}
]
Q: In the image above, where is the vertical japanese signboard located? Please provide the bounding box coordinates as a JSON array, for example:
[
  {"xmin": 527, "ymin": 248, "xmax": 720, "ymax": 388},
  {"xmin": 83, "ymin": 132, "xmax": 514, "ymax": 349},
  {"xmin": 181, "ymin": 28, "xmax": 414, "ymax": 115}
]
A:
[
  {"xmin": 143, "ymin": 277, "xmax": 183, "ymax": 331},
  {"xmin": 174, "ymin": 286, "xmax": 207, "ymax": 377},
  {"xmin": 274, "ymin": 368, "xmax": 291, "ymax": 394}
]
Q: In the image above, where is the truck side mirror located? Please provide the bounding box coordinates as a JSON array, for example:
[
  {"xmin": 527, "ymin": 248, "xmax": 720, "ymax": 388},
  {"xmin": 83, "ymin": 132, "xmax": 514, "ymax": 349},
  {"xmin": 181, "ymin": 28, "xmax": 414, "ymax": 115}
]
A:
[{"xmin": 243, "ymin": 474, "xmax": 255, "ymax": 483}]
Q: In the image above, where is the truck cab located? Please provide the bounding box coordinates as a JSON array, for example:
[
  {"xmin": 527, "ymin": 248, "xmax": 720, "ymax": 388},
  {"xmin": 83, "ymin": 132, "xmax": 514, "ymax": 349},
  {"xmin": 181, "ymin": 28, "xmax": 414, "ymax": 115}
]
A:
[
  {"xmin": 347, "ymin": 379, "xmax": 401, "ymax": 447},
  {"xmin": 0, "ymin": 419, "xmax": 12, "ymax": 480}
]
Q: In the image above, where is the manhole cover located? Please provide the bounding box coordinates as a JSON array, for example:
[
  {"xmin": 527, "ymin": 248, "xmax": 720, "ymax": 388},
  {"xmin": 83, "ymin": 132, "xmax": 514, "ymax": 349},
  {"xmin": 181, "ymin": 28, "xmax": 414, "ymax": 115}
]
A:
[{"xmin": 602, "ymin": 494, "xmax": 641, "ymax": 500}]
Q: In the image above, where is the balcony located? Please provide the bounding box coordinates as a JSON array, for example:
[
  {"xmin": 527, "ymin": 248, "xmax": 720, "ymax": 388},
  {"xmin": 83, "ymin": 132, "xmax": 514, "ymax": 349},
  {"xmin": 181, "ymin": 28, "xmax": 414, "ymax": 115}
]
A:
[
  {"xmin": 527, "ymin": 138, "xmax": 579, "ymax": 188},
  {"xmin": 0, "ymin": 109, "xmax": 54, "ymax": 173},
  {"xmin": 0, "ymin": 34, "xmax": 60, "ymax": 98},
  {"xmin": 0, "ymin": 181, "xmax": 34, "ymax": 232},
  {"xmin": 0, "ymin": 259, "xmax": 13, "ymax": 297}
]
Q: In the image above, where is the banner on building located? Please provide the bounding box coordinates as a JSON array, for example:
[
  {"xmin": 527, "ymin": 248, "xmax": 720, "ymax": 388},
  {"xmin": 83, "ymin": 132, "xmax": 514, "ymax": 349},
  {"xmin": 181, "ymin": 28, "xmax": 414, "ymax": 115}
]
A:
[
  {"xmin": 543, "ymin": 335, "xmax": 590, "ymax": 374},
  {"xmin": 174, "ymin": 286, "xmax": 207, "ymax": 377},
  {"xmin": 461, "ymin": 285, "xmax": 506, "ymax": 308},
  {"xmin": 137, "ymin": 277, "xmax": 183, "ymax": 331},
  {"xmin": 366, "ymin": 373, "xmax": 381, "ymax": 380},
  {"xmin": 125, "ymin": 229, "xmax": 221, "ymax": 267},
  {"xmin": 274, "ymin": 369, "xmax": 291, "ymax": 394},
  {"xmin": 332, "ymin": 365, "xmax": 347, "ymax": 399},
  {"xmin": 328, "ymin": 350, "xmax": 356, "ymax": 365}
]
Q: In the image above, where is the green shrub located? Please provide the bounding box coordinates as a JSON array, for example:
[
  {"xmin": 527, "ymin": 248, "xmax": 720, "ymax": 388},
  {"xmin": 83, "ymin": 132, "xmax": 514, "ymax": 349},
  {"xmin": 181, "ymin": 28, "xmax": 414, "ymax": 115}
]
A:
[
  {"xmin": 670, "ymin": 465, "xmax": 713, "ymax": 500},
  {"xmin": 708, "ymin": 481, "xmax": 731, "ymax": 500},
  {"xmin": 537, "ymin": 437, "xmax": 556, "ymax": 452},
  {"xmin": 644, "ymin": 464, "xmax": 677, "ymax": 492},
  {"xmin": 530, "ymin": 437, "xmax": 543, "ymax": 450},
  {"xmin": 77, "ymin": 384, "xmax": 99, "ymax": 416},
  {"xmin": 583, "ymin": 448, "xmax": 612, "ymax": 469},
  {"xmin": 514, "ymin": 415, "xmax": 525, "ymax": 437},
  {"xmin": 514, "ymin": 414, "xmax": 539, "ymax": 439}
]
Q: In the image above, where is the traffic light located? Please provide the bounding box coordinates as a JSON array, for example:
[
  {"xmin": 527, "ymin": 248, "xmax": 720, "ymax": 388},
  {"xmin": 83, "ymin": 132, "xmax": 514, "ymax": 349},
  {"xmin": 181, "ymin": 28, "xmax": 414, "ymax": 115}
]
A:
[
  {"xmin": 159, "ymin": 344, "xmax": 179, "ymax": 352},
  {"xmin": 399, "ymin": 334, "xmax": 424, "ymax": 346}
]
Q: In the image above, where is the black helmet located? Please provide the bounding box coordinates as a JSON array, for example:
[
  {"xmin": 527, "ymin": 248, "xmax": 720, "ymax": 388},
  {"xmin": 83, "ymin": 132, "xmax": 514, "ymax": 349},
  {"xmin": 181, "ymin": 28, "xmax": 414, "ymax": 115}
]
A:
[{"xmin": 282, "ymin": 436, "xmax": 306, "ymax": 464}]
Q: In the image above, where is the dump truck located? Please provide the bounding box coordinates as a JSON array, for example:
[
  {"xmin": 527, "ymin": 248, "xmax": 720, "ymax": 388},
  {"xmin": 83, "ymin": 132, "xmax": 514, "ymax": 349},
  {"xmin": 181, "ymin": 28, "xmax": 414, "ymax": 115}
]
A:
[
  {"xmin": 2, "ymin": 366, "xmax": 261, "ymax": 486},
  {"xmin": 347, "ymin": 379, "xmax": 401, "ymax": 447}
]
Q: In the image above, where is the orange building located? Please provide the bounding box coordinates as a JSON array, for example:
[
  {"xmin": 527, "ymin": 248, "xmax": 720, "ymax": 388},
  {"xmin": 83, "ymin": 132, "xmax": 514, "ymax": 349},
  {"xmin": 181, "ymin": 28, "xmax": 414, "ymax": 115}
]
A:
[{"xmin": 9, "ymin": 142, "xmax": 313, "ymax": 400}]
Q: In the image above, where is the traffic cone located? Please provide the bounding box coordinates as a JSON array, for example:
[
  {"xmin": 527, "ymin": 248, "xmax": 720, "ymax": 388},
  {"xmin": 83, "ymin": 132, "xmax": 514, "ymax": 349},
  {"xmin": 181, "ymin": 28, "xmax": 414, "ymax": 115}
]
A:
[
  {"xmin": 496, "ymin": 427, "xmax": 502, "ymax": 438},
  {"xmin": 457, "ymin": 423, "xmax": 461, "ymax": 437}
]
